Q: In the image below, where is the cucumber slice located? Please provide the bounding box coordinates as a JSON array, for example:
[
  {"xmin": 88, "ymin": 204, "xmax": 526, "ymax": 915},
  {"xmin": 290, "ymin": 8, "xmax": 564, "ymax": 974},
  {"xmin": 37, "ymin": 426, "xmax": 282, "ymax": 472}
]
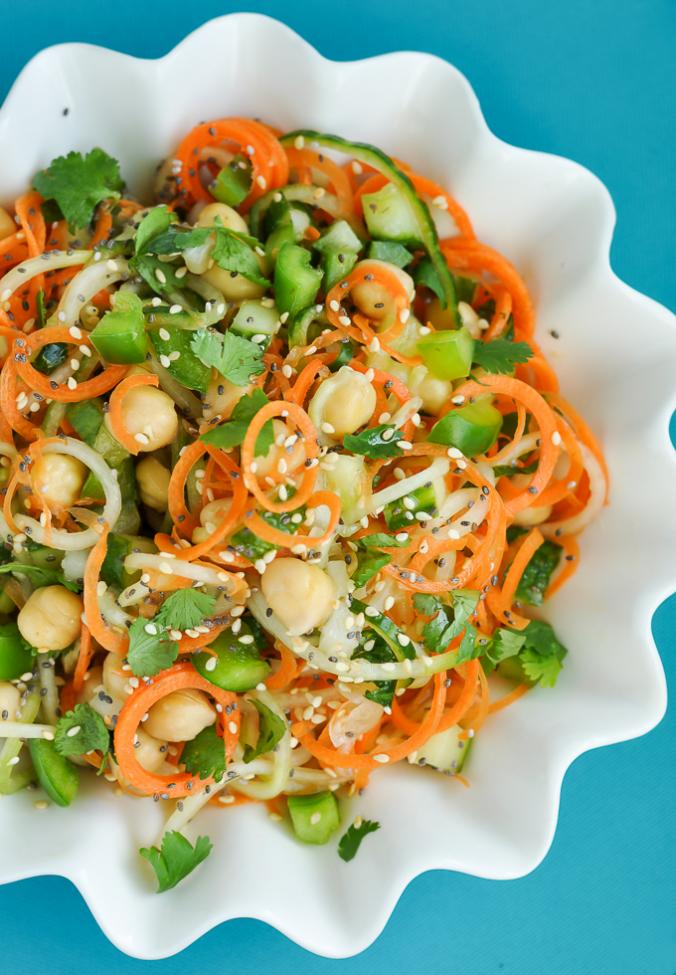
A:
[
  {"xmin": 408, "ymin": 724, "xmax": 472, "ymax": 774},
  {"xmin": 230, "ymin": 300, "xmax": 281, "ymax": 350},
  {"xmin": 429, "ymin": 399, "xmax": 503, "ymax": 456},
  {"xmin": 28, "ymin": 739, "xmax": 79, "ymax": 806},
  {"xmin": 0, "ymin": 622, "xmax": 33, "ymax": 681},
  {"xmin": 383, "ymin": 478, "xmax": 444, "ymax": 531},
  {"xmin": 288, "ymin": 791, "xmax": 340, "ymax": 844},
  {"xmin": 362, "ymin": 182, "xmax": 421, "ymax": 246},
  {"xmin": 281, "ymin": 130, "xmax": 458, "ymax": 322},
  {"xmin": 149, "ymin": 326, "xmax": 211, "ymax": 393}
]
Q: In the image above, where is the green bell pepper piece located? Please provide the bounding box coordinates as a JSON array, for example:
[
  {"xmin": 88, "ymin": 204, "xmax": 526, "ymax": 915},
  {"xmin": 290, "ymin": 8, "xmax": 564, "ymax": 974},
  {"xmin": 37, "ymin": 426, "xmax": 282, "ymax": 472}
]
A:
[
  {"xmin": 193, "ymin": 628, "xmax": 270, "ymax": 693},
  {"xmin": 0, "ymin": 622, "xmax": 33, "ymax": 680},
  {"xmin": 28, "ymin": 739, "xmax": 79, "ymax": 807},
  {"xmin": 274, "ymin": 243, "xmax": 323, "ymax": 318},
  {"xmin": 417, "ymin": 327, "xmax": 474, "ymax": 381},
  {"xmin": 90, "ymin": 292, "xmax": 148, "ymax": 364},
  {"xmin": 287, "ymin": 791, "xmax": 340, "ymax": 844},
  {"xmin": 429, "ymin": 399, "xmax": 503, "ymax": 456}
]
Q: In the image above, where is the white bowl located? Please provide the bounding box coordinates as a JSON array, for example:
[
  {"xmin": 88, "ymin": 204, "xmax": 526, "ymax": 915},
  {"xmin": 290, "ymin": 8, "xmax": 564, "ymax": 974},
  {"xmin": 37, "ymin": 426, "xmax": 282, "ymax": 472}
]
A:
[{"xmin": 0, "ymin": 12, "xmax": 674, "ymax": 961}]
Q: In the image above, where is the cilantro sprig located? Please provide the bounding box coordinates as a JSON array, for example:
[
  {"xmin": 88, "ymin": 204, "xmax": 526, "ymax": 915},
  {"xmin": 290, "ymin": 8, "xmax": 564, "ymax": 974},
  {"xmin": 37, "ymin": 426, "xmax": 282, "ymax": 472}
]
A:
[
  {"xmin": 126, "ymin": 618, "xmax": 178, "ymax": 677},
  {"xmin": 338, "ymin": 819, "xmax": 381, "ymax": 862},
  {"xmin": 414, "ymin": 590, "xmax": 480, "ymax": 663},
  {"xmin": 54, "ymin": 704, "xmax": 110, "ymax": 758},
  {"xmin": 33, "ymin": 148, "xmax": 124, "ymax": 231},
  {"xmin": 472, "ymin": 338, "xmax": 533, "ymax": 375},
  {"xmin": 140, "ymin": 831, "xmax": 213, "ymax": 893},
  {"xmin": 191, "ymin": 329, "xmax": 265, "ymax": 386},
  {"xmin": 155, "ymin": 589, "xmax": 216, "ymax": 633},
  {"xmin": 181, "ymin": 725, "xmax": 227, "ymax": 781},
  {"xmin": 200, "ymin": 388, "xmax": 274, "ymax": 456},
  {"xmin": 147, "ymin": 224, "xmax": 269, "ymax": 287}
]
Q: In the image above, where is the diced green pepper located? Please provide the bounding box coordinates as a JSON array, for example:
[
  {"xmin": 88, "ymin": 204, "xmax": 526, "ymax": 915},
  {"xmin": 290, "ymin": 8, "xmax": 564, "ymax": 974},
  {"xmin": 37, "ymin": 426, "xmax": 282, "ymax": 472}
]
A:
[
  {"xmin": 313, "ymin": 220, "xmax": 362, "ymax": 290},
  {"xmin": 211, "ymin": 154, "xmax": 252, "ymax": 207},
  {"xmin": 0, "ymin": 622, "xmax": 33, "ymax": 681},
  {"xmin": 274, "ymin": 243, "xmax": 323, "ymax": 318},
  {"xmin": 429, "ymin": 399, "xmax": 503, "ymax": 456},
  {"xmin": 193, "ymin": 628, "xmax": 270, "ymax": 692},
  {"xmin": 65, "ymin": 399, "xmax": 104, "ymax": 446},
  {"xmin": 287, "ymin": 791, "xmax": 340, "ymax": 845},
  {"xmin": 417, "ymin": 327, "xmax": 474, "ymax": 381},
  {"xmin": 28, "ymin": 739, "xmax": 79, "ymax": 807},
  {"xmin": 90, "ymin": 292, "xmax": 148, "ymax": 364},
  {"xmin": 367, "ymin": 240, "xmax": 413, "ymax": 268}
]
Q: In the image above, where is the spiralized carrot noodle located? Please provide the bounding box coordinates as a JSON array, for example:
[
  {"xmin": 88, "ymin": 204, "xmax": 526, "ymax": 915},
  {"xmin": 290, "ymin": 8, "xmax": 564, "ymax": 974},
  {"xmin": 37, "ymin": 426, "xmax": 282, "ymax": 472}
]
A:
[{"xmin": 0, "ymin": 117, "xmax": 606, "ymax": 853}]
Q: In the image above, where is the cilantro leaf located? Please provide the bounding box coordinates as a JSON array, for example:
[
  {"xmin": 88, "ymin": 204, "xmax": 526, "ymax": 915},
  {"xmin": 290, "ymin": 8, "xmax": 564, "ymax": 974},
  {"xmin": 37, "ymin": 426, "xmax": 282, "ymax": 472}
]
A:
[
  {"xmin": 480, "ymin": 628, "xmax": 526, "ymax": 673},
  {"xmin": 155, "ymin": 589, "xmax": 216, "ymax": 633},
  {"xmin": 33, "ymin": 148, "xmax": 124, "ymax": 231},
  {"xmin": 54, "ymin": 703, "xmax": 110, "ymax": 758},
  {"xmin": 359, "ymin": 532, "xmax": 409, "ymax": 549},
  {"xmin": 140, "ymin": 831, "xmax": 213, "ymax": 893},
  {"xmin": 343, "ymin": 424, "xmax": 403, "ymax": 458},
  {"xmin": 0, "ymin": 562, "xmax": 80, "ymax": 593},
  {"xmin": 472, "ymin": 339, "xmax": 533, "ymax": 375},
  {"xmin": 243, "ymin": 699, "xmax": 286, "ymax": 763},
  {"xmin": 126, "ymin": 617, "xmax": 179, "ymax": 677},
  {"xmin": 413, "ymin": 590, "xmax": 480, "ymax": 661},
  {"xmin": 200, "ymin": 388, "xmax": 274, "ymax": 456},
  {"xmin": 351, "ymin": 550, "xmax": 391, "ymax": 588},
  {"xmin": 338, "ymin": 819, "xmax": 381, "ymax": 862},
  {"xmin": 493, "ymin": 459, "xmax": 539, "ymax": 479},
  {"xmin": 519, "ymin": 647, "xmax": 564, "ymax": 688},
  {"xmin": 413, "ymin": 257, "xmax": 446, "ymax": 306},
  {"xmin": 147, "ymin": 225, "xmax": 269, "ymax": 286},
  {"xmin": 499, "ymin": 619, "xmax": 568, "ymax": 687},
  {"xmin": 132, "ymin": 252, "xmax": 187, "ymax": 299},
  {"xmin": 191, "ymin": 329, "xmax": 265, "ymax": 386},
  {"xmin": 513, "ymin": 539, "xmax": 562, "ymax": 606},
  {"xmin": 134, "ymin": 206, "xmax": 176, "ymax": 256},
  {"xmin": 181, "ymin": 725, "xmax": 226, "ymax": 781}
]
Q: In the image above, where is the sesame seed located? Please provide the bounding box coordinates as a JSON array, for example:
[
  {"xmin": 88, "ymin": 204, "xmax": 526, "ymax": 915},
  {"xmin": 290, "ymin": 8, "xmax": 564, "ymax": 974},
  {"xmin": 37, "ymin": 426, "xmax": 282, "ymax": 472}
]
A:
[
  {"xmin": 66, "ymin": 725, "xmax": 81, "ymax": 738},
  {"xmin": 159, "ymin": 328, "xmax": 171, "ymax": 341},
  {"xmin": 256, "ymin": 175, "xmax": 267, "ymax": 189},
  {"xmin": 169, "ymin": 303, "xmax": 182, "ymax": 315},
  {"xmin": 134, "ymin": 433, "xmax": 150, "ymax": 445},
  {"xmin": 159, "ymin": 354, "xmax": 171, "ymax": 368},
  {"xmin": 552, "ymin": 431, "xmax": 562, "ymax": 446},
  {"xmin": 321, "ymin": 421, "xmax": 335, "ymax": 434},
  {"xmin": 373, "ymin": 754, "xmax": 390, "ymax": 764},
  {"xmin": 293, "ymin": 135, "xmax": 305, "ymax": 149},
  {"xmin": 66, "ymin": 377, "xmax": 77, "ymax": 390},
  {"xmin": 239, "ymin": 635, "xmax": 254, "ymax": 645},
  {"xmin": 205, "ymin": 656, "xmax": 217, "ymax": 672},
  {"xmin": 310, "ymin": 812, "xmax": 322, "ymax": 825},
  {"xmin": 432, "ymin": 195, "xmax": 449, "ymax": 209}
]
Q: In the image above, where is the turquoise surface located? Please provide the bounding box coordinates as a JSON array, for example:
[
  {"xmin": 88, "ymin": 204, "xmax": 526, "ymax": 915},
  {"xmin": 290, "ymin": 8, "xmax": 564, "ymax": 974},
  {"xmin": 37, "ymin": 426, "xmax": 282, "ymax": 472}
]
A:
[{"xmin": 0, "ymin": 2, "xmax": 674, "ymax": 972}]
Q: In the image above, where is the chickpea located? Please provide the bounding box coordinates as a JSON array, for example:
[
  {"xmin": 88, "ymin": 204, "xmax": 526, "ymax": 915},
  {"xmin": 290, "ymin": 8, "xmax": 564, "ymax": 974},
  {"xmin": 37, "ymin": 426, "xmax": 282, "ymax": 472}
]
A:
[
  {"xmin": 134, "ymin": 728, "xmax": 168, "ymax": 773},
  {"xmin": 308, "ymin": 367, "xmax": 376, "ymax": 437},
  {"xmin": 196, "ymin": 203, "xmax": 265, "ymax": 301},
  {"xmin": 192, "ymin": 497, "xmax": 234, "ymax": 544},
  {"xmin": 408, "ymin": 367, "xmax": 452, "ymax": 414},
  {"xmin": 136, "ymin": 456, "xmax": 171, "ymax": 511},
  {"xmin": 31, "ymin": 452, "xmax": 87, "ymax": 509},
  {"xmin": 105, "ymin": 385, "xmax": 178, "ymax": 452},
  {"xmin": 76, "ymin": 665, "xmax": 104, "ymax": 705},
  {"xmin": 17, "ymin": 585, "xmax": 83, "ymax": 652},
  {"xmin": 102, "ymin": 652, "xmax": 129, "ymax": 701},
  {"xmin": 351, "ymin": 260, "xmax": 414, "ymax": 321},
  {"xmin": 144, "ymin": 688, "xmax": 216, "ymax": 742},
  {"xmin": 253, "ymin": 419, "xmax": 306, "ymax": 478},
  {"xmin": 261, "ymin": 558, "xmax": 336, "ymax": 635},
  {"xmin": 0, "ymin": 206, "xmax": 15, "ymax": 242},
  {"xmin": 195, "ymin": 202, "xmax": 249, "ymax": 235},
  {"xmin": 0, "ymin": 681, "xmax": 21, "ymax": 720},
  {"xmin": 203, "ymin": 377, "xmax": 254, "ymax": 423}
]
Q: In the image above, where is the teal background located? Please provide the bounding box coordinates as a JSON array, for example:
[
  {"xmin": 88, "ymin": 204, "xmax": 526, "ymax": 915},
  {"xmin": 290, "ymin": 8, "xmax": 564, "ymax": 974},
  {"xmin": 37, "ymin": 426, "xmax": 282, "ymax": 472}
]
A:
[{"xmin": 0, "ymin": 2, "xmax": 674, "ymax": 972}]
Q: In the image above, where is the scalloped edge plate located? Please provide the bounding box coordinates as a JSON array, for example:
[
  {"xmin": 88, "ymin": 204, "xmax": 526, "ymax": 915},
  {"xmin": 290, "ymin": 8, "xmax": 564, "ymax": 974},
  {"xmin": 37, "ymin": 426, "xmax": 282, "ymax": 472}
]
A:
[{"xmin": 0, "ymin": 12, "xmax": 674, "ymax": 960}]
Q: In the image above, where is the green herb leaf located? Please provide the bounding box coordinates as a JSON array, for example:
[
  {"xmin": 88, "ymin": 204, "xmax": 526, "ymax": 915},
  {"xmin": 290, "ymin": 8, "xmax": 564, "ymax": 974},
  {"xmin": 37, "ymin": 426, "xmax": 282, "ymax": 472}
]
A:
[
  {"xmin": 54, "ymin": 703, "xmax": 110, "ymax": 758},
  {"xmin": 155, "ymin": 589, "xmax": 216, "ymax": 632},
  {"xmin": 132, "ymin": 253, "xmax": 187, "ymax": 299},
  {"xmin": 367, "ymin": 240, "xmax": 413, "ymax": 268},
  {"xmin": 140, "ymin": 831, "xmax": 213, "ymax": 893},
  {"xmin": 493, "ymin": 459, "xmax": 539, "ymax": 478},
  {"xmin": 243, "ymin": 699, "xmax": 286, "ymax": 763},
  {"xmin": 33, "ymin": 148, "xmax": 124, "ymax": 231},
  {"xmin": 338, "ymin": 819, "xmax": 381, "ymax": 862},
  {"xmin": 148, "ymin": 225, "xmax": 269, "ymax": 286},
  {"xmin": 413, "ymin": 590, "xmax": 480, "ymax": 662},
  {"xmin": 480, "ymin": 628, "xmax": 526, "ymax": 673},
  {"xmin": 200, "ymin": 388, "xmax": 274, "ymax": 456},
  {"xmin": 351, "ymin": 551, "xmax": 391, "ymax": 588},
  {"xmin": 413, "ymin": 257, "xmax": 446, "ymax": 306},
  {"xmin": 126, "ymin": 617, "xmax": 179, "ymax": 677},
  {"xmin": 191, "ymin": 329, "xmax": 265, "ymax": 387},
  {"xmin": 472, "ymin": 339, "xmax": 533, "ymax": 375},
  {"xmin": 134, "ymin": 206, "xmax": 176, "ymax": 255},
  {"xmin": 519, "ymin": 647, "xmax": 564, "ymax": 687},
  {"xmin": 501, "ymin": 619, "xmax": 568, "ymax": 687},
  {"xmin": 359, "ymin": 532, "xmax": 409, "ymax": 549},
  {"xmin": 343, "ymin": 424, "xmax": 403, "ymax": 458},
  {"xmin": 514, "ymin": 540, "xmax": 562, "ymax": 606},
  {"xmin": 0, "ymin": 563, "xmax": 80, "ymax": 593},
  {"xmin": 181, "ymin": 725, "xmax": 227, "ymax": 781}
]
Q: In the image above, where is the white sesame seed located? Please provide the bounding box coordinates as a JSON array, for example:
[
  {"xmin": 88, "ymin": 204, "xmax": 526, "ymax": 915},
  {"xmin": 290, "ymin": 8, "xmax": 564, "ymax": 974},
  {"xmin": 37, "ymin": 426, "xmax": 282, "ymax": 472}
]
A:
[
  {"xmin": 158, "ymin": 561, "xmax": 173, "ymax": 574},
  {"xmin": 144, "ymin": 623, "xmax": 158, "ymax": 636},
  {"xmin": 239, "ymin": 635, "xmax": 254, "ymax": 645},
  {"xmin": 452, "ymin": 395, "xmax": 465, "ymax": 405},
  {"xmin": 159, "ymin": 354, "xmax": 171, "ymax": 368},
  {"xmin": 373, "ymin": 754, "xmax": 390, "ymax": 764},
  {"xmin": 384, "ymin": 595, "xmax": 395, "ymax": 610},
  {"xmin": 66, "ymin": 377, "xmax": 77, "ymax": 390},
  {"xmin": 256, "ymin": 175, "xmax": 267, "ymax": 190},
  {"xmin": 399, "ymin": 308, "xmax": 410, "ymax": 324},
  {"xmin": 432, "ymin": 195, "xmax": 449, "ymax": 210},
  {"xmin": 69, "ymin": 325, "xmax": 83, "ymax": 339},
  {"xmin": 399, "ymin": 440, "xmax": 413, "ymax": 450},
  {"xmin": 66, "ymin": 725, "xmax": 81, "ymax": 738},
  {"xmin": 552, "ymin": 431, "xmax": 562, "ymax": 446},
  {"xmin": 293, "ymin": 135, "xmax": 305, "ymax": 149},
  {"xmin": 310, "ymin": 812, "xmax": 322, "ymax": 825},
  {"xmin": 159, "ymin": 328, "xmax": 171, "ymax": 341},
  {"xmin": 321, "ymin": 421, "xmax": 335, "ymax": 435},
  {"xmin": 281, "ymin": 364, "xmax": 293, "ymax": 379},
  {"xmin": 134, "ymin": 433, "xmax": 150, "ymax": 445},
  {"xmin": 57, "ymin": 311, "xmax": 66, "ymax": 322}
]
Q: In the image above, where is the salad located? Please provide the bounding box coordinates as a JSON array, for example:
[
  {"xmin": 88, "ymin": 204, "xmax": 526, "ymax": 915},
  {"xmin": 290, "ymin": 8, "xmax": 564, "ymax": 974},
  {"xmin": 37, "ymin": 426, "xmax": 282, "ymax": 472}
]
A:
[{"xmin": 0, "ymin": 118, "xmax": 607, "ymax": 888}]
